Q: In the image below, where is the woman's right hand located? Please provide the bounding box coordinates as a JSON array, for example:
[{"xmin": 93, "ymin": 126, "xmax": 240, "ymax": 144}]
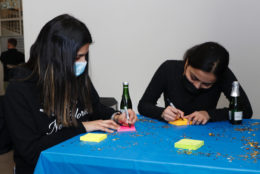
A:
[
  {"xmin": 82, "ymin": 120, "xmax": 120, "ymax": 133},
  {"xmin": 161, "ymin": 106, "xmax": 184, "ymax": 122}
]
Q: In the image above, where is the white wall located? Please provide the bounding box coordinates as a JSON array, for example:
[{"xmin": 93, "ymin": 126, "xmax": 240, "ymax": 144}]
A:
[{"xmin": 23, "ymin": 0, "xmax": 260, "ymax": 118}]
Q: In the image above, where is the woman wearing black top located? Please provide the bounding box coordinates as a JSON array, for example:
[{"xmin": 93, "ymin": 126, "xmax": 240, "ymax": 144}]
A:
[
  {"xmin": 4, "ymin": 14, "xmax": 137, "ymax": 174},
  {"xmin": 138, "ymin": 42, "xmax": 252, "ymax": 125}
]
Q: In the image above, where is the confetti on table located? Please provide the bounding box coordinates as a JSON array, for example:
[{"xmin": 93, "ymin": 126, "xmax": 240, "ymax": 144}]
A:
[
  {"xmin": 118, "ymin": 125, "xmax": 136, "ymax": 132},
  {"xmin": 169, "ymin": 118, "xmax": 192, "ymax": 126},
  {"xmin": 80, "ymin": 133, "xmax": 107, "ymax": 143},
  {"xmin": 175, "ymin": 139, "xmax": 204, "ymax": 150}
]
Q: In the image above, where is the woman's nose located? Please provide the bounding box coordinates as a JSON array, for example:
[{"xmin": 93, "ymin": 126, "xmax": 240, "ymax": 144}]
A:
[{"xmin": 193, "ymin": 81, "xmax": 201, "ymax": 89}]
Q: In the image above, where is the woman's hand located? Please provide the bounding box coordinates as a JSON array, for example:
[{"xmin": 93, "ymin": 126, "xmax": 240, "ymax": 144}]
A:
[
  {"xmin": 82, "ymin": 120, "xmax": 120, "ymax": 133},
  {"xmin": 161, "ymin": 106, "xmax": 184, "ymax": 122},
  {"xmin": 184, "ymin": 111, "xmax": 210, "ymax": 125},
  {"xmin": 114, "ymin": 109, "xmax": 137, "ymax": 126}
]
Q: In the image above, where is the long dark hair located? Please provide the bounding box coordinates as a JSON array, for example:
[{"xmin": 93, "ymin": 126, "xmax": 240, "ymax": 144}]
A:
[
  {"xmin": 183, "ymin": 42, "xmax": 229, "ymax": 79},
  {"xmin": 26, "ymin": 14, "xmax": 93, "ymax": 127}
]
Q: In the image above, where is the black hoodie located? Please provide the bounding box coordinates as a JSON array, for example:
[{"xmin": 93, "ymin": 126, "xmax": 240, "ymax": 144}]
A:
[{"xmin": 4, "ymin": 67, "xmax": 115, "ymax": 174}]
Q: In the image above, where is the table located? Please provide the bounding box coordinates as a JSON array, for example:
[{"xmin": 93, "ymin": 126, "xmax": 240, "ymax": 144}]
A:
[{"xmin": 34, "ymin": 115, "xmax": 260, "ymax": 174}]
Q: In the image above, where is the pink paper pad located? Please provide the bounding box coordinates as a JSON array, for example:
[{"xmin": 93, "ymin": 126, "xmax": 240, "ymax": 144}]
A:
[{"xmin": 118, "ymin": 125, "xmax": 136, "ymax": 132}]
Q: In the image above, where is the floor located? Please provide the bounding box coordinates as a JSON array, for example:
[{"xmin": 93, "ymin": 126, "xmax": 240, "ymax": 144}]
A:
[{"xmin": 0, "ymin": 150, "xmax": 14, "ymax": 174}]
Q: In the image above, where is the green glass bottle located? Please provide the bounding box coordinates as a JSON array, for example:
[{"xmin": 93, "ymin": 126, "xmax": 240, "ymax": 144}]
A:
[
  {"xmin": 229, "ymin": 81, "xmax": 243, "ymax": 125},
  {"xmin": 120, "ymin": 82, "xmax": 132, "ymax": 113}
]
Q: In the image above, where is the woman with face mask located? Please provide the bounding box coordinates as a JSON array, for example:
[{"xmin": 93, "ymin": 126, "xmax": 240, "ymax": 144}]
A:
[
  {"xmin": 138, "ymin": 42, "xmax": 252, "ymax": 125},
  {"xmin": 4, "ymin": 14, "xmax": 137, "ymax": 174}
]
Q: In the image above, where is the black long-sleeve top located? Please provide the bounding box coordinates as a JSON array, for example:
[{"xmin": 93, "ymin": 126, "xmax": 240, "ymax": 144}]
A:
[
  {"xmin": 4, "ymin": 67, "xmax": 115, "ymax": 174},
  {"xmin": 138, "ymin": 60, "xmax": 253, "ymax": 121}
]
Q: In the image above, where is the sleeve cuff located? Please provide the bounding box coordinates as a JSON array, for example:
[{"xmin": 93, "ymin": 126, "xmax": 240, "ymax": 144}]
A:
[{"xmin": 77, "ymin": 122, "xmax": 87, "ymax": 133}]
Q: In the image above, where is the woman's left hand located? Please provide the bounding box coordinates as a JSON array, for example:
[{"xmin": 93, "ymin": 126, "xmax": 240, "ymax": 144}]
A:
[
  {"xmin": 184, "ymin": 111, "xmax": 210, "ymax": 125},
  {"xmin": 114, "ymin": 109, "xmax": 137, "ymax": 126}
]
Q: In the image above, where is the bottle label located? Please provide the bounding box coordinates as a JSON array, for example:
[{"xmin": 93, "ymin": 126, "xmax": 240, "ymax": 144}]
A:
[
  {"xmin": 229, "ymin": 111, "xmax": 243, "ymax": 121},
  {"xmin": 234, "ymin": 111, "xmax": 242, "ymax": 121}
]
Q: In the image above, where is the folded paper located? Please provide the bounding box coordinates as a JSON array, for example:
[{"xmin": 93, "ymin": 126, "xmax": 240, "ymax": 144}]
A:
[
  {"xmin": 169, "ymin": 118, "xmax": 192, "ymax": 126},
  {"xmin": 80, "ymin": 133, "xmax": 107, "ymax": 143},
  {"xmin": 174, "ymin": 139, "xmax": 204, "ymax": 150}
]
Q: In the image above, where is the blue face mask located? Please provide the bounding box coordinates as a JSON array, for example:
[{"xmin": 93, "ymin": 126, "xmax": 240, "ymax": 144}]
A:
[{"xmin": 74, "ymin": 61, "xmax": 87, "ymax": 76}]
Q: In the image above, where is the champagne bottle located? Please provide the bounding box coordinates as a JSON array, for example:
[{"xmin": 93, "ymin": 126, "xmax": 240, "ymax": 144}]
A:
[
  {"xmin": 120, "ymin": 82, "xmax": 132, "ymax": 113},
  {"xmin": 229, "ymin": 81, "xmax": 243, "ymax": 125}
]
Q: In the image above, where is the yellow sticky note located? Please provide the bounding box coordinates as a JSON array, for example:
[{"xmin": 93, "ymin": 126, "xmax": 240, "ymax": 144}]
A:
[
  {"xmin": 169, "ymin": 118, "xmax": 192, "ymax": 126},
  {"xmin": 80, "ymin": 133, "xmax": 107, "ymax": 143},
  {"xmin": 174, "ymin": 139, "xmax": 204, "ymax": 150}
]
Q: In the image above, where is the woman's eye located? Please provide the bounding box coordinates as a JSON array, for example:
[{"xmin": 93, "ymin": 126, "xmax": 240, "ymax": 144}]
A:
[
  {"xmin": 191, "ymin": 74, "xmax": 198, "ymax": 81},
  {"xmin": 76, "ymin": 54, "xmax": 85, "ymax": 60},
  {"xmin": 203, "ymin": 83, "xmax": 212, "ymax": 87}
]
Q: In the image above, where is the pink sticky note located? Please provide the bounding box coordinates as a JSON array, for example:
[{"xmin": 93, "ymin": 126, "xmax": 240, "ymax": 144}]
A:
[{"xmin": 118, "ymin": 125, "xmax": 136, "ymax": 132}]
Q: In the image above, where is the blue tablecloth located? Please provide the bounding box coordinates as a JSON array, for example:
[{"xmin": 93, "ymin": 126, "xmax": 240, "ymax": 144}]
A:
[{"xmin": 34, "ymin": 116, "xmax": 260, "ymax": 174}]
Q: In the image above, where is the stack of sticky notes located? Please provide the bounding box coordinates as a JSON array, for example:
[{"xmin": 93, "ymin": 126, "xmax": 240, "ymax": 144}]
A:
[
  {"xmin": 80, "ymin": 133, "xmax": 107, "ymax": 143},
  {"xmin": 118, "ymin": 125, "xmax": 136, "ymax": 132},
  {"xmin": 169, "ymin": 118, "xmax": 192, "ymax": 126},
  {"xmin": 174, "ymin": 139, "xmax": 204, "ymax": 150}
]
